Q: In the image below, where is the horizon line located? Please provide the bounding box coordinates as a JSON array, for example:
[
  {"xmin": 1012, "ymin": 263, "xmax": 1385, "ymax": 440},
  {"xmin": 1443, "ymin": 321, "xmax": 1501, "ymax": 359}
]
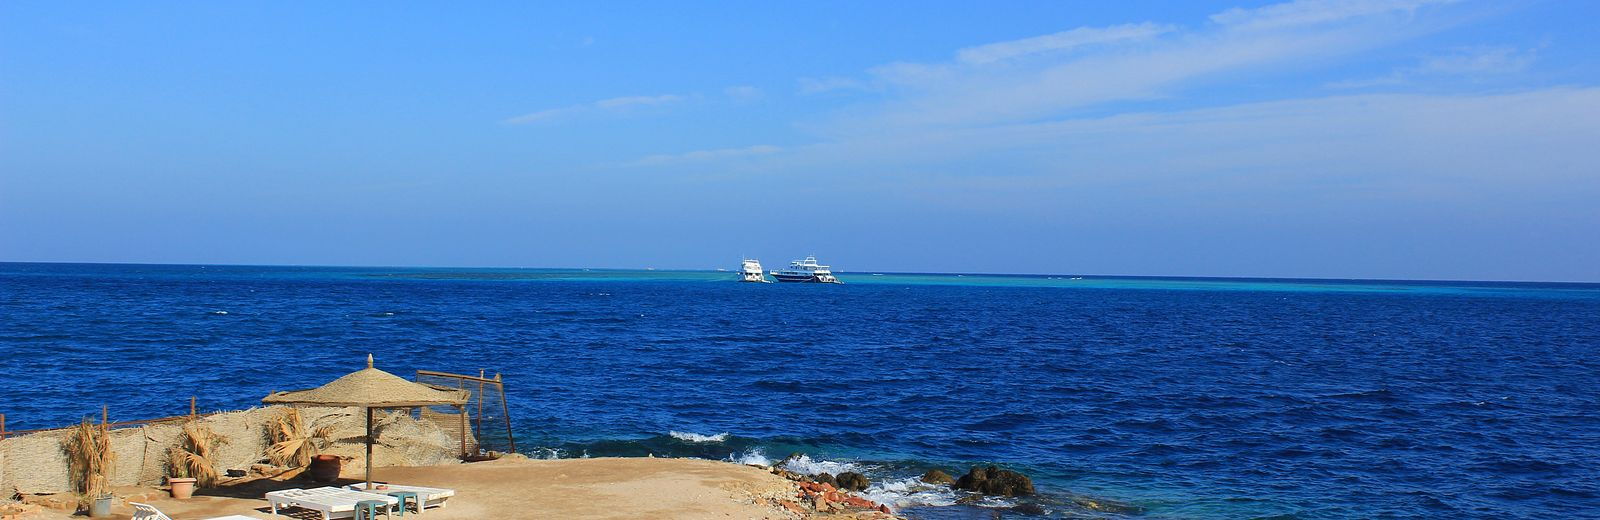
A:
[{"xmin": 1, "ymin": 260, "xmax": 1596, "ymax": 286}]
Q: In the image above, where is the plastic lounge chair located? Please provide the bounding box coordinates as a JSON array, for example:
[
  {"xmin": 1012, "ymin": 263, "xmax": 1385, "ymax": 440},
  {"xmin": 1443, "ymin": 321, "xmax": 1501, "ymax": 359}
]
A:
[
  {"xmin": 130, "ymin": 502, "xmax": 263, "ymax": 520},
  {"xmin": 264, "ymin": 487, "xmax": 399, "ymax": 520},
  {"xmin": 344, "ymin": 483, "xmax": 455, "ymax": 512}
]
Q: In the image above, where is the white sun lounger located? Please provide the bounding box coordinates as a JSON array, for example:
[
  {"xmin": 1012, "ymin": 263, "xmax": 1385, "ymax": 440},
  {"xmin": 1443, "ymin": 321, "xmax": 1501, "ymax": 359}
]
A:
[
  {"xmin": 345, "ymin": 483, "xmax": 455, "ymax": 512},
  {"xmin": 264, "ymin": 487, "xmax": 399, "ymax": 520},
  {"xmin": 130, "ymin": 502, "xmax": 264, "ymax": 520}
]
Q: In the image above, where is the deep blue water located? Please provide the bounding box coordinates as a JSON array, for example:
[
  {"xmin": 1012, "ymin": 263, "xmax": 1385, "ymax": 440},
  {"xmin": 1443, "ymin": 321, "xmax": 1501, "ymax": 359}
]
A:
[{"xmin": 2, "ymin": 262, "xmax": 1598, "ymax": 519}]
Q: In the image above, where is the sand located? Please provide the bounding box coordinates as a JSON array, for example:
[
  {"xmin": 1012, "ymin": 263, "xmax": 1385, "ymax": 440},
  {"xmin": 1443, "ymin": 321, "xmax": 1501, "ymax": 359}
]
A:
[{"xmin": 18, "ymin": 457, "xmax": 886, "ymax": 520}]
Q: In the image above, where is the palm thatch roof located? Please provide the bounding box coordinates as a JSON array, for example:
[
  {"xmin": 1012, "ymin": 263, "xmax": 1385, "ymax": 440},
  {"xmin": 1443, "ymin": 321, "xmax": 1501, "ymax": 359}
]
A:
[{"xmin": 263, "ymin": 354, "xmax": 469, "ymax": 408}]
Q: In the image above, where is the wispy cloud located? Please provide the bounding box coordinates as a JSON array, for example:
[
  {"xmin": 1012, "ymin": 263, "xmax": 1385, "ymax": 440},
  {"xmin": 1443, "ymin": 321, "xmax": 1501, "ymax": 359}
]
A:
[
  {"xmin": 629, "ymin": 144, "xmax": 781, "ymax": 166},
  {"xmin": 658, "ymin": 0, "xmax": 1516, "ymax": 178},
  {"xmin": 1415, "ymin": 45, "xmax": 1535, "ymax": 75},
  {"xmin": 504, "ymin": 94, "xmax": 684, "ymax": 125},
  {"xmin": 798, "ymin": 77, "xmax": 869, "ymax": 94},
  {"xmin": 594, "ymin": 94, "xmax": 682, "ymax": 109},
  {"xmin": 724, "ymin": 85, "xmax": 763, "ymax": 102},
  {"xmin": 503, "ymin": 107, "xmax": 581, "ymax": 125},
  {"xmin": 1209, "ymin": 0, "xmax": 1457, "ymax": 31},
  {"xmin": 792, "ymin": 0, "xmax": 1465, "ymax": 131},
  {"xmin": 955, "ymin": 23, "xmax": 1173, "ymax": 64},
  {"xmin": 1329, "ymin": 45, "xmax": 1537, "ymax": 88}
]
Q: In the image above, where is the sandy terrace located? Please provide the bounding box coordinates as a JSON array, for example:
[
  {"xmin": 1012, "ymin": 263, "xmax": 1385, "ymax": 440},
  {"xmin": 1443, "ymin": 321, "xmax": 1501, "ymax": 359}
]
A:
[{"xmin": 18, "ymin": 457, "xmax": 893, "ymax": 520}]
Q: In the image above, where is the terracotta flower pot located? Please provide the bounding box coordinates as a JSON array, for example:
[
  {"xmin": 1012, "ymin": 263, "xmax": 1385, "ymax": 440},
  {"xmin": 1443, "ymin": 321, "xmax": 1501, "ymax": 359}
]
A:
[
  {"xmin": 169, "ymin": 477, "xmax": 197, "ymax": 500},
  {"xmin": 309, "ymin": 454, "xmax": 342, "ymax": 483}
]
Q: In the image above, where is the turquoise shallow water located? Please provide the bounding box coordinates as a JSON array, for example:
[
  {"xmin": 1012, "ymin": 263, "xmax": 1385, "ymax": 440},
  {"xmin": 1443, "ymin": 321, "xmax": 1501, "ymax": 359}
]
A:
[
  {"xmin": 2, "ymin": 263, "xmax": 1598, "ymax": 518},
  {"xmin": 255, "ymin": 264, "xmax": 1600, "ymax": 296}
]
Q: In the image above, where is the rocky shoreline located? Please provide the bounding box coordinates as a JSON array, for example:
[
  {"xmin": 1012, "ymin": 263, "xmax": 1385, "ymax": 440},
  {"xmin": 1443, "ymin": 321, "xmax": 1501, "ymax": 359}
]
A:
[{"xmin": 754, "ymin": 453, "xmax": 1046, "ymax": 518}]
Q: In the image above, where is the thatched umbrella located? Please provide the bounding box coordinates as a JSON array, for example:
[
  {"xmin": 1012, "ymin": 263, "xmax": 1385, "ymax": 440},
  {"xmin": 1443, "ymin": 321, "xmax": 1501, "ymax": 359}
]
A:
[{"xmin": 263, "ymin": 354, "xmax": 469, "ymax": 489}]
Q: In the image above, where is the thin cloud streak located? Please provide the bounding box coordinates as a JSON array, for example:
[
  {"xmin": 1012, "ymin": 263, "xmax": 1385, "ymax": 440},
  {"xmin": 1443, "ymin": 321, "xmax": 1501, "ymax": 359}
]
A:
[
  {"xmin": 1210, "ymin": 0, "xmax": 1458, "ymax": 31},
  {"xmin": 629, "ymin": 144, "xmax": 782, "ymax": 166},
  {"xmin": 798, "ymin": 76, "xmax": 869, "ymax": 94},
  {"xmin": 1328, "ymin": 45, "xmax": 1538, "ymax": 88},
  {"xmin": 503, "ymin": 107, "xmax": 582, "ymax": 124},
  {"xmin": 955, "ymin": 23, "xmax": 1174, "ymax": 64},
  {"xmin": 504, "ymin": 94, "xmax": 684, "ymax": 125},
  {"xmin": 724, "ymin": 85, "xmax": 763, "ymax": 101},
  {"xmin": 594, "ymin": 94, "xmax": 683, "ymax": 109},
  {"xmin": 1416, "ymin": 45, "xmax": 1536, "ymax": 75}
]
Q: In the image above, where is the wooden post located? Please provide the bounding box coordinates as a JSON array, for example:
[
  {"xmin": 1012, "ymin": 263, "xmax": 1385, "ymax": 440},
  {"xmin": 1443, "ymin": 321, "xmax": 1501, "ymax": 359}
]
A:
[
  {"xmin": 476, "ymin": 369, "xmax": 485, "ymax": 445},
  {"xmin": 365, "ymin": 407, "xmax": 374, "ymax": 490},
  {"xmin": 102, "ymin": 405, "xmax": 108, "ymax": 426},
  {"xmin": 457, "ymin": 378, "xmax": 468, "ymax": 457},
  {"xmin": 458, "ymin": 404, "xmax": 468, "ymax": 458},
  {"xmin": 1, "ymin": 413, "xmax": 7, "ymax": 440},
  {"xmin": 497, "ymin": 375, "xmax": 515, "ymax": 454},
  {"xmin": 190, "ymin": 396, "xmax": 197, "ymax": 418}
]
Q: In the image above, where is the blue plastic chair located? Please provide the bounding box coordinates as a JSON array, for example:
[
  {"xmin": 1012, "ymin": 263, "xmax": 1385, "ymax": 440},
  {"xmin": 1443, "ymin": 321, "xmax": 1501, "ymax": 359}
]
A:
[
  {"xmin": 354, "ymin": 499, "xmax": 391, "ymax": 520},
  {"xmin": 387, "ymin": 491, "xmax": 421, "ymax": 516}
]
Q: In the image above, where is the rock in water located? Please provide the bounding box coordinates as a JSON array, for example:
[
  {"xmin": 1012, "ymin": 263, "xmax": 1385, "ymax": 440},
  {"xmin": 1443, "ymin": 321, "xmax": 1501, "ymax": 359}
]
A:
[
  {"xmin": 813, "ymin": 472, "xmax": 838, "ymax": 487},
  {"xmin": 836, "ymin": 471, "xmax": 870, "ymax": 491},
  {"xmin": 953, "ymin": 465, "xmax": 1035, "ymax": 496},
  {"xmin": 981, "ymin": 469, "xmax": 1035, "ymax": 496},
  {"xmin": 921, "ymin": 469, "xmax": 955, "ymax": 485},
  {"xmin": 953, "ymin": 466, "xmax": 987, "ymax": 490},
  {"xmin": 1071, "ymin": 496, "xmax": 1144, "ymax": 514},
  {"xmin": 1009, "ymin": 503, "xmax": 1048, "ymax": 515}
]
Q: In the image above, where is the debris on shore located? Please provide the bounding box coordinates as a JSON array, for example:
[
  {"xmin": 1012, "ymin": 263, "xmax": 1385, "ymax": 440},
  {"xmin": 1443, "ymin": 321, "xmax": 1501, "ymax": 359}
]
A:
[{"xmin": 761, "ymin": 464, "xmax": 901, "ymax": 519}]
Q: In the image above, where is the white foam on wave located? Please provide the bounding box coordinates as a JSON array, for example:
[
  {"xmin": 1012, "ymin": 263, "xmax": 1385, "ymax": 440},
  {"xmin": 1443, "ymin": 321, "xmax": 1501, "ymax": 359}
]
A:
[
  {"xmin": 668, "ymin": 430, "xmax": 730, "ymax": 443},
  {"xmin": 727, "ymin": 447, "xmax": 772, "ymax": 466},
  {"xmin": 858, "ymin": 477, "xmax": 983, "ymax": 509},
  {"xmin": 779, "ymin": 454, "xmax": 866, "ymax": 476},
  {"xmin": 526, "ymin": 447, "xmax": 566, "ymax": 459},
  {"xmin": 209, "ymin": 310, "xmax": 228, "ymax": 315}
]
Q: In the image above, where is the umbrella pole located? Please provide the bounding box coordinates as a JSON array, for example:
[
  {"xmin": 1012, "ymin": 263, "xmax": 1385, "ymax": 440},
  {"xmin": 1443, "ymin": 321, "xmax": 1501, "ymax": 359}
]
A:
[{"xmin": 365, "ymin": 407, "xmax": 374, "ymax": 490}]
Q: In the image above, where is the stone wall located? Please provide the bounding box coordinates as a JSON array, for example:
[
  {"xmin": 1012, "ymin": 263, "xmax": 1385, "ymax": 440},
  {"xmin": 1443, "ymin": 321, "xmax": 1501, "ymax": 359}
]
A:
[{"xmin": 0, "ymin": 406, "xmax": 460, "ymax": 496}]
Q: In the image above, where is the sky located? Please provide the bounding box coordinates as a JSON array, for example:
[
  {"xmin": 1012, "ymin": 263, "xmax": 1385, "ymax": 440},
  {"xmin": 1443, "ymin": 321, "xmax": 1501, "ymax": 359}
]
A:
[{"xmin": 2, "ymin": 1, "xmax": 1598, "ymax": 281}]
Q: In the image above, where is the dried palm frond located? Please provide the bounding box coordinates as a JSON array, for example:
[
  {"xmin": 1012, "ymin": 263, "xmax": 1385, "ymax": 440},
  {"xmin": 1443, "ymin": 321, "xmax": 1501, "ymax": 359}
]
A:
[
  {"xmin": 168, "ymin": 420, "xmax": 227, "ymax": 486},
  {"xmin": 266, "ymin": 409, "xmax": 333, "ymax": 467},
  {"xmin": 62, "ymin": 418, "xmax": 116, "ymax": 500}
]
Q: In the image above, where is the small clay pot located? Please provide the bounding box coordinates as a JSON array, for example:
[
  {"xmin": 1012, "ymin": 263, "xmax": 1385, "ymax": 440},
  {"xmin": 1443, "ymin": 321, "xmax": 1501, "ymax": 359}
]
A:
[
  {"xmin": 309, "ymin": 454, "xmax": 342, "ymax": 483},
  {"xmin": 169, "ymin": 477, "xmax": 197, "ymax": 499}
]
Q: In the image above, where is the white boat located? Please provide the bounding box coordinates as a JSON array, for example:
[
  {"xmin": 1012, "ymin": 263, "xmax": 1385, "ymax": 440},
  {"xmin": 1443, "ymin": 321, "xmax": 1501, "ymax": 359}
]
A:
[
  {"xmin": 739, "ymin": 259, "xmax": 770, "ymax": 283},
  {"xmin": 770, "ymin": 256, "xmax": 840, "ymax": 284}
]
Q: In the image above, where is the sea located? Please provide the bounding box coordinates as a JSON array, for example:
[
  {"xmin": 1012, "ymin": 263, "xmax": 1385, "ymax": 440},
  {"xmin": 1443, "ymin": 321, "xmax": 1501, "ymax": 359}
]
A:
[{"xmin": 1, "ymin": 262, "xmax": 1597, "ymax": 519}]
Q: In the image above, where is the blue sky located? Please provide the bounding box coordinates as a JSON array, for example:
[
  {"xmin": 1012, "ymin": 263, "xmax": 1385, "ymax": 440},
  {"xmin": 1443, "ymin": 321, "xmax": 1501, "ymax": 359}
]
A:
[{"xmin": 2, "ymin": 1, "xmax": 1598, "ymax": 281}]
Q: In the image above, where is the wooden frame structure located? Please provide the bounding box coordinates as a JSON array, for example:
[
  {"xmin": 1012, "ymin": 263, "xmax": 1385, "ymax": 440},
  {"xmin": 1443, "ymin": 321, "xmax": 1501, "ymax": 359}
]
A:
[{"xmin": 414, "ymin": 370, "xmax": 516, "ymax": 457}]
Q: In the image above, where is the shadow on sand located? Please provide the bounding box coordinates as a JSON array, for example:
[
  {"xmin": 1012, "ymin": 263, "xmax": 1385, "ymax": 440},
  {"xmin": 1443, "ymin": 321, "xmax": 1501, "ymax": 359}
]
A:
[{"xmin": 192, "ymin": 472, "xmax": 380, "ymax": 519}]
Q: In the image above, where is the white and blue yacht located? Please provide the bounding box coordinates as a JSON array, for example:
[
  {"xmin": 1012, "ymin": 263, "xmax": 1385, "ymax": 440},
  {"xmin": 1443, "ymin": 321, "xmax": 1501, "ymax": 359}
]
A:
[
  {"xmin": 740, "ymin": 259, "xmax": 771, "ymax": 283},
  {"xmin": 770, "ymin": 256, "xmax": 840, "ymax": 284}
]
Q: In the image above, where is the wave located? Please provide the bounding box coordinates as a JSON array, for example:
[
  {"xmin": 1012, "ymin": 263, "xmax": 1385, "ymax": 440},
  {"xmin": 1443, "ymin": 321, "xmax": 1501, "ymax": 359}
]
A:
[
  {"xmin": 859, "ymin": 477, "xmax": 974, "ymax": 509},
  {"xmin": 668, "ymin": 430, "xmax": 730, "ymax": 443},
  {"xmin": 857, "ymin": 476, "xmax": 1028, "ymax": 512},
  {"xmin": 727, "ymin": 448, "xmax": 772, "ymax": 466},
  {"xmin": 778, "ymin": 454, "xmax": 866, "ymax": 476},
  {"xmin": 209, "ymin": 310, "xmax": 229, "ymax": 315},
  {"xmin": 525, "ymin": 447, "xmax": 568, "ymax": 459}
]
